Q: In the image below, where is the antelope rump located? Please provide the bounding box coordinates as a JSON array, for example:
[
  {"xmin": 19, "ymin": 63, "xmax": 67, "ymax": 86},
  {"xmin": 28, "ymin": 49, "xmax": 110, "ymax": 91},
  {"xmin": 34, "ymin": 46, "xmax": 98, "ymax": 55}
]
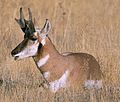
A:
[{"xmin": 11, "ymin": 8, "xmax": 102, "ymax": 93}]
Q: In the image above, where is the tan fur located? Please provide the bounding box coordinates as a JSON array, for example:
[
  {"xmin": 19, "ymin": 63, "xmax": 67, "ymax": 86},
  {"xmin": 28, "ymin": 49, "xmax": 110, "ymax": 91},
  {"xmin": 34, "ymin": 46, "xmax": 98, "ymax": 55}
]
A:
[
  {"xmin": 33, "ymin": 37, "xmax": 102, "ymax": 89},
  {"xmin": 11, "ymin": 9, "xmax": 102, "ymax": 91}
]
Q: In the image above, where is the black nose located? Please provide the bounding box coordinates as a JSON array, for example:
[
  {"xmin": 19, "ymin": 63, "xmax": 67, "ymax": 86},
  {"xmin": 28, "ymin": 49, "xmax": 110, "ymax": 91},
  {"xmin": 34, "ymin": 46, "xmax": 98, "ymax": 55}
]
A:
[
  {"xmin": 11, "ymin": 50, "xmax": 14, "ymax": 56},
  {"xmin": 11, "ymin": 50, "xmax": 17, "ymax": 56}
]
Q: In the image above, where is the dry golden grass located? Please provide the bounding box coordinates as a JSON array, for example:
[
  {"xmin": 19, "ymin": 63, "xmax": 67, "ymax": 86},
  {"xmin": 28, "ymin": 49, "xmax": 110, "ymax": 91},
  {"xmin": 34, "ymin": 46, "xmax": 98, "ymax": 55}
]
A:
[{"xmin": 0, "ymin": 0, "xmax": 120, "ymax": 102}]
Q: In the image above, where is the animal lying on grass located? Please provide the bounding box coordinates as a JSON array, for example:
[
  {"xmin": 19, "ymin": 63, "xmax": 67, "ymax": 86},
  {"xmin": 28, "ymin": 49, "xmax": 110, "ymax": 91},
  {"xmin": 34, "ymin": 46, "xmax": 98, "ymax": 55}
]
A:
[{"xmin": 11, "ymin": 8, "xmax": 102, "ymax": 93}]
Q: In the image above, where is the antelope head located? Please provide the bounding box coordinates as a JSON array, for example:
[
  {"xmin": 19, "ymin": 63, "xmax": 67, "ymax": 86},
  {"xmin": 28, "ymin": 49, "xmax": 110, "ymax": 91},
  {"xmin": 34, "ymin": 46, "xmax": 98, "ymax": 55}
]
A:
[{"xmin": 11, "ymin": 8, "xmax": 51, "ymax": 60}]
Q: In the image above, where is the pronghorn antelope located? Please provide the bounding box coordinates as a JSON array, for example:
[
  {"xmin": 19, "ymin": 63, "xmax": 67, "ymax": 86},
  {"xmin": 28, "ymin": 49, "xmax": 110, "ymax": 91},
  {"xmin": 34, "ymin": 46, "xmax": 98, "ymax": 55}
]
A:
[{"xmin": 11, "ymin": 8, "xmax": 102, "ymax": 93}]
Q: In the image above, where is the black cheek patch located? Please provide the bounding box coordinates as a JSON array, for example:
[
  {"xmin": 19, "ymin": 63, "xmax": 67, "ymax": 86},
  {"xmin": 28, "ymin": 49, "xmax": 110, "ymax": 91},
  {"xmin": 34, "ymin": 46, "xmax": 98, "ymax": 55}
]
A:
[{"xmin": 38, "ymin": 43, "xmax": 43, "ymax": 50}]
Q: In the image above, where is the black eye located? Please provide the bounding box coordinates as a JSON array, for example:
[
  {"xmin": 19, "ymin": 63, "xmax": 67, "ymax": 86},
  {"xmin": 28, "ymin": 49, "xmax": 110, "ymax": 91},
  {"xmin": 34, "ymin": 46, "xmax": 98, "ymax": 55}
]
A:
[{"xmin": 30, "ymin": 38, "xmax": 37, "ymax": 41}]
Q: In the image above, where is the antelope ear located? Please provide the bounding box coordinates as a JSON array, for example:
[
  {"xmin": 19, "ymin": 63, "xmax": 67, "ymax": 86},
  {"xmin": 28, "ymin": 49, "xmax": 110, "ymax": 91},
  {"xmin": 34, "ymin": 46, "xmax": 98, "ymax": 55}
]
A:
[{"xmin": 41, "ymin": 19, "xmax": 51, "ymax": 34}]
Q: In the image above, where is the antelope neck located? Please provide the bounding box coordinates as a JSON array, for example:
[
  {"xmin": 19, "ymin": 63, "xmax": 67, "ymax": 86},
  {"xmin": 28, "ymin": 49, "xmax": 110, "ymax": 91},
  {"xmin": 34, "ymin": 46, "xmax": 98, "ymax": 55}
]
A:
[{"xmin": 33, "ymin": 37, "xmax": 62, "ymax": 71}]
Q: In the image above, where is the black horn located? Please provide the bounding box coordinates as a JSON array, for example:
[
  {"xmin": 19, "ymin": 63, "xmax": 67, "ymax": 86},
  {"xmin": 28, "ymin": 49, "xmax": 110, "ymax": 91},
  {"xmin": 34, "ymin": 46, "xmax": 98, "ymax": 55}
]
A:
[
  {"xmin": 20, "ymin": 7, "xmax": 25, "ymax": 23},
  {"xmin": 15, "ymin": 8, "xmax": 35, "ymax": 37},
  {"xmin": 15, "ymin": 7, "xmax": 25, "ymax": 28},
  {"xmin": 28, "ymin": 8, "xmax": 32, "ymax": 21}
]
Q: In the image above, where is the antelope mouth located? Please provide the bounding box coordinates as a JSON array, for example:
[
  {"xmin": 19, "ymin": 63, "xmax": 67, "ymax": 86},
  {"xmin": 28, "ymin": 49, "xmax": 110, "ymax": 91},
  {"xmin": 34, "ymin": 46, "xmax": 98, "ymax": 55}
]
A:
[{"xmin": 14, "ymin": 56, "xmax": 19, "ymax": 60}]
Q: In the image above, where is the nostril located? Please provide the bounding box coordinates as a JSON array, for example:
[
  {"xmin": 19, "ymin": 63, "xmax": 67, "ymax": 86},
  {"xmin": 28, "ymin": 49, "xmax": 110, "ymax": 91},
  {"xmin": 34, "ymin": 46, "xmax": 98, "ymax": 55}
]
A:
[{"xmin": 11, "ymin": 50, "xmax": 16, "ymax": 56}]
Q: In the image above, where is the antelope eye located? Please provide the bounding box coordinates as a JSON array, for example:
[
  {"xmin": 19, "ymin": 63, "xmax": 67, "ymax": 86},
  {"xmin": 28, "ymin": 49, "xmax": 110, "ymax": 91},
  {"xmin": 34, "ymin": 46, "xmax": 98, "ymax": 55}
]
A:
[{"xmin": 30, "ymin": 37, "xmax": 37, "ymax": 41}]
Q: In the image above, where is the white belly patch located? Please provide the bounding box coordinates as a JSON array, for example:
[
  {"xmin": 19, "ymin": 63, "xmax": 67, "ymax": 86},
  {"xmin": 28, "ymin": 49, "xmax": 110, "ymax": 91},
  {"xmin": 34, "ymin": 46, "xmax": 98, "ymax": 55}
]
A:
[
  {"xmin": 43, "ymin": 72, "xmax": 50, "ymax": 79},
  {"xmin": 85, "ymin": 80, "xmax": 102, "ymax": 89},
  {"xmin": 49, "ymin": 70, "xmax": 69, "ymax": 92}
]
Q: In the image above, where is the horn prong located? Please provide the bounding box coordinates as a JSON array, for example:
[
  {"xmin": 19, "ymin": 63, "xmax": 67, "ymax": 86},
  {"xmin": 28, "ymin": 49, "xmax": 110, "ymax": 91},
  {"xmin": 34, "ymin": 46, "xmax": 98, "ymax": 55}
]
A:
[{"xmin": 15, "ymin": 18, "xmax": 19, "ymax": 22}]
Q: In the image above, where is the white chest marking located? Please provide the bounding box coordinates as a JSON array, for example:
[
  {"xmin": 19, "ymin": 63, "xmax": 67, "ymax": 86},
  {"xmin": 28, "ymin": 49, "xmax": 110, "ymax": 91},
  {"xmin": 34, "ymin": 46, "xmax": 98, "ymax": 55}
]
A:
[
  {"xmin": 37, "ymin": 54, "xmax": 50, "ymax": 68},
  {"xmin": 49, "ymin": 70, "xmax": 69, "ymax": 93},
  {"xmin": 43, "ymin": 72, "xmax": 50, "ymax": 79}
]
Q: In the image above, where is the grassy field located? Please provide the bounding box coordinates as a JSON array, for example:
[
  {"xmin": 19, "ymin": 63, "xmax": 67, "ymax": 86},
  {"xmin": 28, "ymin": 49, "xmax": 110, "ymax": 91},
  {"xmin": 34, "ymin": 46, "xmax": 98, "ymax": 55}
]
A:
[{"xmin": 0, "ymin": 0, "xmax": 120, "ymax": 102}]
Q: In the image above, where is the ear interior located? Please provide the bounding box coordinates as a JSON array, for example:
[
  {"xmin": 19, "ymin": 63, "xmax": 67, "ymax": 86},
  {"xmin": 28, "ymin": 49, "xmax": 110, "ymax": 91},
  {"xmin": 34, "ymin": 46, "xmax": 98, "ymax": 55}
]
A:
[{"xmin": 41, "ymin": 19, "xmax": 51, "ymax": 34}]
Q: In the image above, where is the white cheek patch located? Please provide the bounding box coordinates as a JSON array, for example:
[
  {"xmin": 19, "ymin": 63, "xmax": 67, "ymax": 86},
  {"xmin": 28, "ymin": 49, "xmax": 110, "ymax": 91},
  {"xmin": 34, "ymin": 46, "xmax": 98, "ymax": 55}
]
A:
[
  {"xmin": 37, "ymin": 54, "xmax": 50, "ymax": 68},
  {"xmin": 49, "ymin": 70, "xmax": 69, "ymax": 93},
  {"xmin": 14, "ymin": 41, "xmax": 39, "ymax": 59}
]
